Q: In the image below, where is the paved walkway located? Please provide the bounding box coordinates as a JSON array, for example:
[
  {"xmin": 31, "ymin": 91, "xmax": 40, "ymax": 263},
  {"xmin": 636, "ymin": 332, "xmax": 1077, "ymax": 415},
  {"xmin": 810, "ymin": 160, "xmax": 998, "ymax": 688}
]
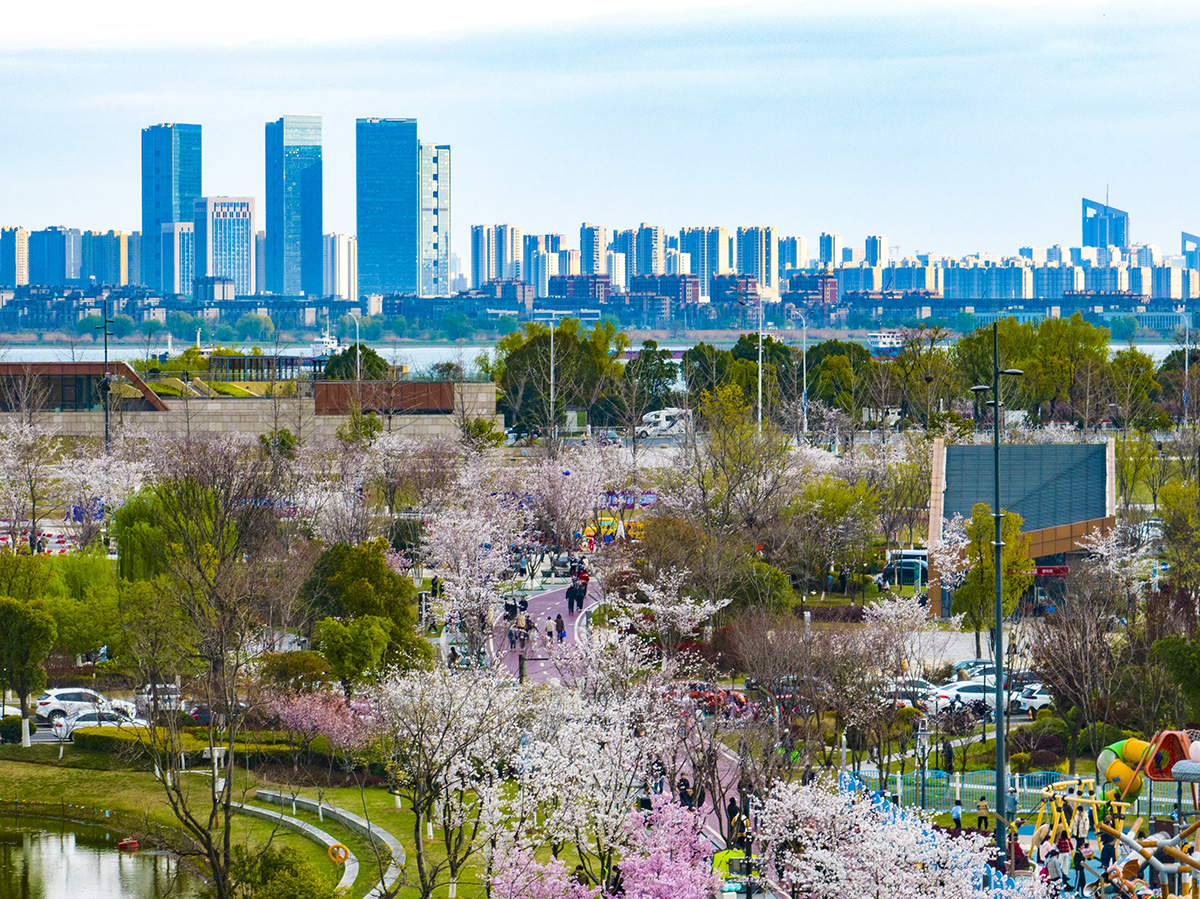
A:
[{"xmin": 489, "ymin": 578, "xmax": 600, "ymax": 682}]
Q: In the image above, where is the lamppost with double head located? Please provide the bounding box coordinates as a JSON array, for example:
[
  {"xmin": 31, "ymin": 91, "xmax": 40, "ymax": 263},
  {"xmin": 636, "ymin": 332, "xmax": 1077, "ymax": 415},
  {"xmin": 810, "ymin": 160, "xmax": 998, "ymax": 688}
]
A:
[{"xmin": 969, "ymin": 321, "xmax": 1023, "ymax": 855}]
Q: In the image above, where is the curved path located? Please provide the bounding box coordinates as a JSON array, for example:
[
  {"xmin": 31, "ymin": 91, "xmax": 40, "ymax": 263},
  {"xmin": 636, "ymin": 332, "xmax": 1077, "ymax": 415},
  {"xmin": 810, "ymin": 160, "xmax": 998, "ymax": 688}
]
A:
[
  {"xmin": 490, "ymin": 579, "xmax": 601, "ymax": 681},
  {"xmin": 233, "ymin": 802, "xmax": 359, "ymax": 892}
]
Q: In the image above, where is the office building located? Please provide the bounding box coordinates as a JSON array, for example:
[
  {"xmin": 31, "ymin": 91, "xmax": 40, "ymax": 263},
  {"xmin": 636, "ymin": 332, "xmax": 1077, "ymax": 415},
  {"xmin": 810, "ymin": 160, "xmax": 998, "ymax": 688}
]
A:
[
  {"xmin": 666, "ymin": 250, "xmax": 691, "ymax": 276},
  {"xmin": 324, "ymin": 233, "xmax": 358, "ymax": 301},
  {"xmin": 607, "ymin": 251, "xmax": 627, "ymax": 292},
  {"xmin": 265, "ymin": 115, "xmax": 323, "ymax": 296},
  {"xmin": 0, "ymin": 227, "xmax": 29, "ymax": 287},
  {"xmin": 497, "ymin": 224, "xmax": 523, "ymax": 280},
  {"xmin": 521, "ymin": 233, "xmax": 562, "ymax": 284},
  {"xmin": 557, "ymin": 249, "xmax": 581, "ymax": 277},
  {"xmin": 865, "ymin": 235, "xmax": 888, "ymax": 266},
  {"xmin": 356, "ymin": 118, "xmax": 419, "ymax": 296},
  {"xmin": 194, "ymin": 197, "xmax": 255, "ymax": 296},
  {"xmin": 530, "ymin": 251, "xmax": 559, "ymax": 298},
  {"xmin": 254, "ymin": 231, "xmax": 267, "ymax": 294},
  {"xmin": 679, "ymin": 227, "xmax": 731, "ymax": 298},
  {"xmin": 418, "ymin": 143, "xmax": 451, "ymax": 296},
  {"xmin": 28, "ymin": 226, "xmax": 81, "ymax": 286},
  {"xmin": 1082, "ymin": 197, "xmax": 1129, "ymax": 248},
  {"xmin": 819, "ymin": 232, "xmax": 843, "ymax": 267},
  {"xmin": 635, "ymin": 224, "xmax": 664, "ymax": 276},
  {"xmin": 141, "ymin": 123, "xmax": 202, "ymax": 291},
  {"xmin": 1184, "ymin": 232, "xmax": 1200, "ymax": 271},
  {"xmin": 80, "ymin": 230, "xmax": 128, "ymax": 287},
  {"xmin": 737, "ymin": 226, "xmax": 778, "ymax": 293},
  {"xmin": 126, "ymin": 232, "xmax": 142, "ymax": 288},
  {"xmin": 471, "ymin": 225, "xmax": 496, "ymax": 288},
  {"xmin": 580, "ymin": 223, "xmax": 607, "ymax": 275},
  {"xmin": 842, "ymin": 247, "xmax": 865, "ymax": 265},
  {"xmin": 612, "ymin": 231, "xmax": 636, "ymax": 276},
  {"xmin": 161, "ymin": 223, "xmax": 194, "ymax": 296},
  {"xmin": 779, "ymin": 235, "xmax": 808, "ymax": 274}
]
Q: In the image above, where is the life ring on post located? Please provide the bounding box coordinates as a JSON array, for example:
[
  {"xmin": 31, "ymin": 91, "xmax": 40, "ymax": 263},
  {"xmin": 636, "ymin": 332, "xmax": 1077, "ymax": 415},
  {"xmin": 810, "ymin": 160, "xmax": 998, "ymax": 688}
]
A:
[{"xmin": 328, "ymin": 843, "xmax": 350, "ymax": 864}]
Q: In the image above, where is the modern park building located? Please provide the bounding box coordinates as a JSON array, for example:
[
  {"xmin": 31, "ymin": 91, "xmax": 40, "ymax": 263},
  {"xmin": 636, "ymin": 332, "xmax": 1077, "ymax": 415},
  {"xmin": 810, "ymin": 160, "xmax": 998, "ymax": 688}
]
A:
[
  {"xmin": 141, "ymin": 123, "xmax": 202, "ymax": 292},
  {"xmin": 265, "ymin": 115, "xmax": 323, "ymax": 297},
  {"xmin": 927, "ymin": 438, "xmax": 1116, "ymax": 617}
]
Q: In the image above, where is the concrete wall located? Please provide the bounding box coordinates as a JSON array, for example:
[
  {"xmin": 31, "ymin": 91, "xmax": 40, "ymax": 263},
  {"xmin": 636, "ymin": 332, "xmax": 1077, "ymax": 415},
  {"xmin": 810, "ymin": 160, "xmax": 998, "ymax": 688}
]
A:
[{"xmin": 4, "ymin": 381, "xmax": 502, "ymax": 441}]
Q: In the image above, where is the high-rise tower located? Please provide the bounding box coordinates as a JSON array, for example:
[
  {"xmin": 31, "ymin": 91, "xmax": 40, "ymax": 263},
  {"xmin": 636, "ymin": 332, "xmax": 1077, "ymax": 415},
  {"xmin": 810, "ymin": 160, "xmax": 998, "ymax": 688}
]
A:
[
  {"xmin": 141, "ymin": 123, "xmax": 202, "ymax": 292},
  {"xmin": 194, "ymin": 197, "xmax": 255, "ymax": 295},
  {"xmin": 419, "ymin": 143, "xmax": 451, "ymax": 296},
  {"xmin": 265, "ymin": 115, "xmax": 323, "ymax": 296},
  {"xmin": 1082, "ymin": 198, "xmax": 1129, "ymax": 248},
  {"xmin": 356, "ymin": 118, "xmax": 419, "ymax": 296},
  {"xmin": 580, "ymin": 223, "xmax": 607, "ymax": 275}
]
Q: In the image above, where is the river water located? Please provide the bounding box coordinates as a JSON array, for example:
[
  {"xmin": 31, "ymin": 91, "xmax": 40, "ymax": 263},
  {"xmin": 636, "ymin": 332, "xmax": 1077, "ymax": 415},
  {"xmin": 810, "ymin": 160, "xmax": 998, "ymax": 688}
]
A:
[{"xmin": 0, "ymin": 818, "xmax": 197, "ymax": 899}]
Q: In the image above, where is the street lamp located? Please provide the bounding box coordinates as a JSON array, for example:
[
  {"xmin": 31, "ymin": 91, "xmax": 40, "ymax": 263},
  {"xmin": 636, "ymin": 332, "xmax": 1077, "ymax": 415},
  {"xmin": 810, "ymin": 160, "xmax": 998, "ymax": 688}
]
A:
[{"xmin": 969, "ymin": 321, "xmax": 1023, "ymax": 855}]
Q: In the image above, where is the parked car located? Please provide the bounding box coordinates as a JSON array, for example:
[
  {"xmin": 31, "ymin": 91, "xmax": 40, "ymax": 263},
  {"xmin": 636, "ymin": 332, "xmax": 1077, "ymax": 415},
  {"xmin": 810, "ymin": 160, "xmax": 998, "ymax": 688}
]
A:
[
  {"xmin": 887, "ymin": 677, "xmax": 939, "ymax": 707},
  {"xmin": 53, "ymin": 708, "xmax": 149, "ymax": 739},
  {"xmin": 1013, "ymin": 683, "xmax": 1053, "ymax": 714},
  {"xmin": 35, "ymin": 688, "xmax": 109, "ymax": 724},
  {"xmin": 932, "ymin": 679, "xmax": 1011, "ymax": 714},
  {"xmin": 135, "ymin": 684, "xmax": 183, "ymax": 716},
  {"xmin": 188, "ymin": 700, "xmax": 249, "ymax": 726},
  {"xmin": 952, "ymin": 659, "xmax": 991, "ymax": 674}
]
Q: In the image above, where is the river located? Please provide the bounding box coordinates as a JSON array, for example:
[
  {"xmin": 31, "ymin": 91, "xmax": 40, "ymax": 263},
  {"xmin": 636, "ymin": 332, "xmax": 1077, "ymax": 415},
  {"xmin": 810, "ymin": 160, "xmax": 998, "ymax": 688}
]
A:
[{"xmin": 0, "ymin": 818, "xmax": 197, "ymax": 899}]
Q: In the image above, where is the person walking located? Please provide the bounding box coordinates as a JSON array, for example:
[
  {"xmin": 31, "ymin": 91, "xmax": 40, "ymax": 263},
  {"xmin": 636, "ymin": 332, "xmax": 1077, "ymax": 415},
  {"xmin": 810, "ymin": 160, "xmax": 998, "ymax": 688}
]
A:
[
  {"xmin": 546, "ymin": 616, "xmax": 555, "ymax": 646},
  {"xmin": 976, "ymin": 795, "xmax": 990, "ymax": 831},
  {"xmin": 555, "ymin": 613, "xmax": 565, "ymax": 643},
  {"xmin": 1071, "ymin": 800, "xmax": 1090, "ymax": 849},
  {"xmin": 951, "ymin": 798, "xmax": 963, "ymax": 834},
  {"xmin": 1006, "ymin": 787, "xmax": 1018, "ymax": 826},
  {"xmin": 507, "ymin": 626, "xmax": 516, "ymax": 651}
]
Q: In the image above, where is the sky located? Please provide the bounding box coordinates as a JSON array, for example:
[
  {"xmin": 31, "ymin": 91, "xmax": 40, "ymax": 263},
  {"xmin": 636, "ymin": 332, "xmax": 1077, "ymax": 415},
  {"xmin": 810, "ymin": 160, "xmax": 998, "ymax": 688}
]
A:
[{"xmin": 2, "ymin": 0, "xmax": 1198, "ymax": 263}]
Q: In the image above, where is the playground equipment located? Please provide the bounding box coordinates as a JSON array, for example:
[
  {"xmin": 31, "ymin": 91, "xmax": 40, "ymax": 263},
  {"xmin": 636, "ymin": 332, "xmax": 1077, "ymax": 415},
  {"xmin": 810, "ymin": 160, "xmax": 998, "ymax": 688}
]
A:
[{"xmin": 1026, "ymin": 732, "xmax": 1200, "ymax": 898}]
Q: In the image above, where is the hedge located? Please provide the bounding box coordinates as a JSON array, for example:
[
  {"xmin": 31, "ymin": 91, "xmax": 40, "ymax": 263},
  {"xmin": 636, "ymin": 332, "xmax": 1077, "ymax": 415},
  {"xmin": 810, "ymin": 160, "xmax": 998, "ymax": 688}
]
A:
[
  {"xmin": 797, "ymin": 605, "xmax": 865, "ymax": 623},
  {"xmin": 0, "ymin": 716, "xmax": 37, "ymax": 744},
  {"xmin": 70, "ymin": 728, "xmax": 314, "ymax": 767}
]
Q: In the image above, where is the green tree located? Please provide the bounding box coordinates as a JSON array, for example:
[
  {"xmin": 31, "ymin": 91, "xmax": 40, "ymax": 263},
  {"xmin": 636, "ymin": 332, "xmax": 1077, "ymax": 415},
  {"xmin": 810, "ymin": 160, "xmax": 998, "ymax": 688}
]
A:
[
  {"xmin": 0, "ymin": 596, "xmax": 57, "ymax": 718},
  {"xmin": 235, "ymin": 313, "xmax": 275, "ymax": 342},
  {"xmin": 110, "ymin": 314, "xmax": 136, "ymax": 338},
  {"xmin": 727, "ymin": 560, "xmax": 794, "ymax": 612},
  {"xmin": 315, "ymin": 615, "xmax": 390, "ymax": 697},
  {"xmin": 681, "ymin": 342, "xmax": 733, "ymax": 402},
  {"xmin": 42, "ymin": 549, "xmax": 120, "ymax": 658},
  {"xmin": 951, "ymin": 502, "xmax": 1033, "ymax": 656},
  {"xmin": 325, "ymin": 343, "xmax": 388, "ymax": 381},
  {"xmin": 334, "ymin": 407, "xmax": 382, "ymax": 447},
  {"xmin": 459, "ymin": 417, "xmax": 505, "ymax": 451},
  {"xmin": 1161, "ymin": 481, "xmax": 1200, "ymax": 596},
  {"xmin": 229, "ymin": 844, "xmax": 341, "ymax": 899},
  {"xmin": 302, "ymin": 540, "xmax": 430, "ymax": 666},
  {"xmin": 441, "ymin": 313, "xmax": 473, "ymax": 341},
  {"xmin": 76, "ymin": 314, "xmax": 104, "ymax": 336}
]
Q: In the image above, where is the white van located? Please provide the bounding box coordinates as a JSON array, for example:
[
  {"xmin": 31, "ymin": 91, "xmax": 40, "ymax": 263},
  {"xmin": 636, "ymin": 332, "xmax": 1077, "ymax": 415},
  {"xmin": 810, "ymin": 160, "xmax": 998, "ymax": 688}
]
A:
[{"xmin": 637, "ymin": 408, "xmax": 691, "ymax": 440}]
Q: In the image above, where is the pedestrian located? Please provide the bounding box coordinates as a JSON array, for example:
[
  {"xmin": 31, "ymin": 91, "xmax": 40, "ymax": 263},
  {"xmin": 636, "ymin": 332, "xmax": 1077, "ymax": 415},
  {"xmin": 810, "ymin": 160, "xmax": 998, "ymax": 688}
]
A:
[
  {"xmin": 1071, "ymin": 800, "xmax": 1090, "ymax": 849},
  {"xmin": 507, "ymin": 627, "xmax": 516, "ymax": 651},
  {"xmin": 448, "ymin": 646, "xmax": 459, "ymax": 668},
  {"xmin": 1045, "ymin": 849, "xmax": 1062, "ymax": 888},
  {"xmin": 678, "ymin": 776, "xmax": 693, "ymax": 809},
  {"xmin": 976, "ymin": 795, "xmax": 990, "ymax": 831},
  {"xmin": 1006, "ymin": 786, "xmax": 1018, "ymax": 824},
  {"xmin": 1100, "ymin": 833, "xmax": 1116, "ymax": 872},
  {"xmin": 567, "ymin": 584, "xmax": 575, "ymax": 615},
  {"xmin": 826, "ymin": 571, "xmax": 834, "ymax": 592},
  {"xmin": 951, "ymin": 798, "xmax": 963, "ymax": 833},
  {"xmin": 556, "ymin": 613, "xmax": 565, "ymax": 643},
  {"xmin": 802, "ymin": 763, "xmax": 814, "ymax": 786},
  {"xmin": 1072, "ymin": 844, "xmax": 1086, "ymax": 895},
  {"xmin": 546, "ymin": 616, "xmax": 555, "ymax": 645},
  {"xmin": 726, "ymin": 797, "xmax": 740, "ymax": 833},
  {"xmin": 943, "ymin": 740, "xmax": 955, "ymax": 776}
]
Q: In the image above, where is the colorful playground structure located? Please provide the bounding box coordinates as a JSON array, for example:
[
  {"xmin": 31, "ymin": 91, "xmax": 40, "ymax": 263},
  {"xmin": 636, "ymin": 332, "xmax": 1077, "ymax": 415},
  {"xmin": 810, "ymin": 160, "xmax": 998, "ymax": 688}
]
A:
[{"xmin": 1027, "ymin": 731, "xmax": 1200, "ymax": 897}]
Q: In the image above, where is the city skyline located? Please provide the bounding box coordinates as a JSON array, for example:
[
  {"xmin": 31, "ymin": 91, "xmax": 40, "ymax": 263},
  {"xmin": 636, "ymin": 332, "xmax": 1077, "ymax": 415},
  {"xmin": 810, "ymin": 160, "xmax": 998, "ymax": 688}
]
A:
[{"xmin": 2, "ymin": 2, "xmax": 1196, "ymax": 263}]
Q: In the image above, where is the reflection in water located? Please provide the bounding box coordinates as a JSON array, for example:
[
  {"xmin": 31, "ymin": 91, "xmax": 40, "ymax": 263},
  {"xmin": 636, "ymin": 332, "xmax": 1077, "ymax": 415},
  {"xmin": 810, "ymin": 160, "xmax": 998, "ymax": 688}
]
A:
[{"xmin": 0, "ymin": 819, "xmax": 197, "ymax": 899}]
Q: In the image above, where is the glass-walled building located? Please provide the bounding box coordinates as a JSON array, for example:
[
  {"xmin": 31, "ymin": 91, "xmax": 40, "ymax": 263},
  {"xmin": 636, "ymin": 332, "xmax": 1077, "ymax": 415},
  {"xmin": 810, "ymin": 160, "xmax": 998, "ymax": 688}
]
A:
[{"xmin": 265, "ymin": 115, "xmax": 323, "ymax": 296}]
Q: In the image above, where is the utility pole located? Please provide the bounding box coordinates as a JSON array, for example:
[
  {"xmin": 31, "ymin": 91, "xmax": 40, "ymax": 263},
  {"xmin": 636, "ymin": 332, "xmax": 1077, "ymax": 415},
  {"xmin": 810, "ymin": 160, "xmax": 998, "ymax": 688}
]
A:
[{"xmin": 95, "ymin": 299, "xmax": 113, "ymax": 453}]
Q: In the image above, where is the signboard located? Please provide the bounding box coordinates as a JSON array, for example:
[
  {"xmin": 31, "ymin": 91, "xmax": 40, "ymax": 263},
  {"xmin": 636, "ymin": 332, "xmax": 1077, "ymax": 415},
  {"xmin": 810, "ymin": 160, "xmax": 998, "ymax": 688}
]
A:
[{"xmin": 1034, "ymin": 565, "xmax": 1069, "ymax": 577}]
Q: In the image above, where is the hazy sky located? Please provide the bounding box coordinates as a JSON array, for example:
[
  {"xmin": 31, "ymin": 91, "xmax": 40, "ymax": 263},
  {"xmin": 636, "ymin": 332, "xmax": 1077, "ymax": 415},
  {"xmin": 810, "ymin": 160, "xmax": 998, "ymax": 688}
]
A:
[{"xmin": 2, "ymin": 0, "xmax": 1197, "ymax": 262}]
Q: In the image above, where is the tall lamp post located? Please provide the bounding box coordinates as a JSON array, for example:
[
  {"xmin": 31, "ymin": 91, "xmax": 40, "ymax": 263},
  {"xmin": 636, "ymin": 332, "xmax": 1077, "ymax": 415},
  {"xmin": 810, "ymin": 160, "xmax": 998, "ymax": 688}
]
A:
[
  {"xmin": 917, "ymin": 721, "xmax": 931, "ymax": 810},
  {"xmin": 94, "ymin": 298, "xmax": 113, "ymax": 453},
  {"xmin": 970, "ymin": 322, "xmax": 1022, "ymax": 854}
]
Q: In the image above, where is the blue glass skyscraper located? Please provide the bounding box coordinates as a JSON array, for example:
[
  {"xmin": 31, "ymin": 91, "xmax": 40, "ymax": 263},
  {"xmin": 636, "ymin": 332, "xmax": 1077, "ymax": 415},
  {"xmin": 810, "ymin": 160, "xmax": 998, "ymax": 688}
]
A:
[
  {"xmin": 141, "ymin": 123, "xmax": 202, "ymax": 292},
  {"xmin": 356, "ymin": 118, "xmax": 419, "ymax": 296},
  {"xmin": 265, "ymin": 115, "xmax": 323, "ymax": 296}
]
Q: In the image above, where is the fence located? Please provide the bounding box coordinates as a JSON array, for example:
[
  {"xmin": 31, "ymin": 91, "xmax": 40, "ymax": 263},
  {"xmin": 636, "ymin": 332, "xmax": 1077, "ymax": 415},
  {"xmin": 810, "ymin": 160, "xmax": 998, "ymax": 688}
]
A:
[{"xmin": 845, "ymin": 768, "xmax": 1200, "ymax": 821}]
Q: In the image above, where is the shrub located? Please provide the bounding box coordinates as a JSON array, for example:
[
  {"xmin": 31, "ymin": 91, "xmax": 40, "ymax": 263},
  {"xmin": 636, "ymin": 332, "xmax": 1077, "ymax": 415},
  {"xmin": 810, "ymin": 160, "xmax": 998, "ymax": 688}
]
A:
[
  {"xmin": 801, "ymin": 605, "xmax": 865, "ymax": 623},
  {"xmin": 1029, "ymin": 749, "xmax": 1060, "ymax": 770},
  {"xmin": 1079, "ymin": 722, "xmax": 1126, "ymax": 754},
  {"xmin": 0, "ymin": 716, "xmax": 37, "ymax": 744},
  {"xmin": 1010, "ymin": 752, "xmax": 1032, "ymax": 774}
]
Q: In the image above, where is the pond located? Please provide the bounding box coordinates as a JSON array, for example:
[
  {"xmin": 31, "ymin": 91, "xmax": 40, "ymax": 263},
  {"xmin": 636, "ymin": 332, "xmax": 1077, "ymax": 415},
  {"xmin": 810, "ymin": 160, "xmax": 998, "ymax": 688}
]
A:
[{"xmin": 0, "ymin": 817, "xmax": 198, "ymax": 899}]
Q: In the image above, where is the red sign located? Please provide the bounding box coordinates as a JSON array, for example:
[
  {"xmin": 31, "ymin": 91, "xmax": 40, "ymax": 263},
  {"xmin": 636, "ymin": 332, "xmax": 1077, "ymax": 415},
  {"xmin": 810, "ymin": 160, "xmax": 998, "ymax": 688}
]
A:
[{"xmin": 1034, "ymin": 566, "xmax": 1069, "ymax": 577}]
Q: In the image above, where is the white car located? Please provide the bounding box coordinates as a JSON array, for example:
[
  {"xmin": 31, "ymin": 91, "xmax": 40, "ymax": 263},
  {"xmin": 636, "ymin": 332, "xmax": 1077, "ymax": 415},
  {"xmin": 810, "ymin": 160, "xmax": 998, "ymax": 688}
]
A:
[
  {"xmin": 887, "ymin": 677, "xmax": 939, "ymax": 708},
  {"xmin": 1013, "ymin": 683, "xmax": 1053, "ymax": 715},
  {"xmin": 932, "ymin": 679, "xmax": 1012, "ymax": 714},
  {"xmin": 35, "ymin": 688, "xmax": 109, "ymax": 724},
  {"xmin": 53, "ymin": 708, "xmax": 149, "ymax": 739}
]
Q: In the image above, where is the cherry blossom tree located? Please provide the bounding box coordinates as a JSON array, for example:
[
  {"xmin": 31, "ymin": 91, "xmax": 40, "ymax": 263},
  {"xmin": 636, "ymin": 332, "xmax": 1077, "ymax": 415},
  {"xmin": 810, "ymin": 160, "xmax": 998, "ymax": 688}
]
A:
[
  {"xmin": 929, "ymin": 512, "xmax": 969, "ymax": 593},
  {"xmin": 55, "ymin": 446, "xmax": 153, "ymax": 546},
  {"xmin": 618, "ymin": 566, "xmax": 730, "ymax": 663},
  {"xmin": 752, "ymin": 780, "xmax": 1047, "ymax": 899},
  {"xmin": 618, "ymin": 798, "xmax": 723, "ymax": 899},
  {"xmin": 490, "ymin": 849, "xmax": 599, "ymax": 899},
  {"xmin": 423, "ymin": 457, "xmax": 529, "ymax": 661}
]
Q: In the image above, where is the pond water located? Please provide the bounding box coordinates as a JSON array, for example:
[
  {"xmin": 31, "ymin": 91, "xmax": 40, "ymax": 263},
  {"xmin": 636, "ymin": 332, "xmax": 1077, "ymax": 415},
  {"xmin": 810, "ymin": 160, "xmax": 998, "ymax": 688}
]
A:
[{"xmin": 0, "ymin": 817, "xmax": 198, "ymax": 899}]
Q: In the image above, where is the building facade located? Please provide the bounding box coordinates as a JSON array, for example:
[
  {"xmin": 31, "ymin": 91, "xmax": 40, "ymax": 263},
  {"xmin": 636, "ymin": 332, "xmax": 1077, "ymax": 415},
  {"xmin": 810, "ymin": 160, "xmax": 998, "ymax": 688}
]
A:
[
  {"xmin": 580, "ymin": 223, "xmax": 607, "ymax": 275},
  {"xmin": 194, "ymin": 197, "xmax": 255, "ymax": 296},
  {"xmin": 865, "ymin": 234, "xmax": 888, "ymax": 266},
  {"xmin": 679, "ymin": 226, "xmax": 730, "ymax": 298},
  {"xmin": 635, "ymin": 224, "xmax": 664, "ymax": 277},
  {"xmin": 819, "ymin": 232, "xmax": 843, "ymax": 267},
  {"xmin": 471, "ymin": 225, "xmax": 496, "ymax": 288},
  {"xmin": 141, "ymin": 123, "xmax": 202, "ymax": 292},
  {"xmin": 1082, "ymin": 198, "xmax": 1129, "ymax": 248},
  {"xmin": 736, "ymin": 226, "xmax": 778, "ymax": 293},
  {"xmin": 161, "ymin": 223, "xmax": 194, "ymax": 296},
  {"xmin": 356, "ymin": 118, "xmax": 419, "ymax": 296},
  {"xmin": 418, "ymin": 143, "xmax": 451, "ymax": 296},
  {"xmin": 323, "ymin": 233, "xmax": 358, "ymax": 302},
  {"xmin": 81, "ymin": 230, "xmax": 128, "ymax": 287},
  {"xmin": 265, "ymin": 115, "xmax": 323, "ymax": 297},
  {"xmin": 0, "ymin": 227, "xmax": 29, "ymax": 287},
  {"xmin": 28, "ymin": 226, "xmax": 81, "ymax": 286}
]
